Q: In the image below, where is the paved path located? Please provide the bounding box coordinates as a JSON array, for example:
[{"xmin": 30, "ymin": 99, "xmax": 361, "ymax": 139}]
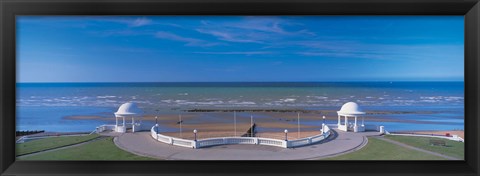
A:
[
  {"xmin": 114, "ymin": 129, "xmax": 381, "ymax": 160},
  {"xmin": 17, "ymin": 136, "xmax": 108, "ymax": 158},
  {"xmin": 373, "ymin": 136, "xmax": 460, "ymax": 160}
]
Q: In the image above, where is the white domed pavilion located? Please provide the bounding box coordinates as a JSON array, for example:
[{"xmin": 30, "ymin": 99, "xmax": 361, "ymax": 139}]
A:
[
  {"xmin": 337, "ymin": 102, "xmax": 366, "ymax": 132},
  {"xmin": 114, "ymin": 102, "xmax": 144, "ymax": 133}
]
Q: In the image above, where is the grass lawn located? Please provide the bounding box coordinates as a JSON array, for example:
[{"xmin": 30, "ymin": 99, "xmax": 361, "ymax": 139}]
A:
[
  {"xmin": 324, "ymin": 137, "xmax": 446, "ymax": 160},
  {"xmin": 384, "ymin": 135, "xmax": 464, "ymax": 159},
  {"xmin": 16, "ymin": 134, "xmax": 100, "ymax": 156},
  {"xmin": 18, "ymin": 137, "xmax": 155, "ymax": 160}
]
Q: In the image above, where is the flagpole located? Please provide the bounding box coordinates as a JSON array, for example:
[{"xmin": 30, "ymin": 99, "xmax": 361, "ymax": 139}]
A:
[
  {"xmin": 179, "ymin": 114, "xmax": 182, "ymax": 138},
  {"xmin": 298, "ymin": 112, "xmax": 300, "ymax": 138},
  {"xmin": 234, "ymin": 111, "xmax": 237, "ymax": 136},
  {"xmin": 250, "ymin": 115, "xmax": 253, "ymax": 137}
]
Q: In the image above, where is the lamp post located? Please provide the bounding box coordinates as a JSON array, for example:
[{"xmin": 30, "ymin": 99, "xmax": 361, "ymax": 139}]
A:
[
  {"xmin": 322, "ymin": 115, "xmax": 326, "ymax": 133},
  {"xmin": 297, "ymin": 113, "xmax": 300, "ymax": 138},
  {"xmin": 234, "ymin": 111, "xmax": 237, "ymax": 136},
  {"xmin": 179, "ymin": 114, "xmax": 182, "ymax": 138},
  {"xmin": 284, "ymin": 129, "xmax": 288, "ymax": 141},
  {"xmin": 155, "ymin": 124, "xmax": 159, "ymax": 140},
  {"xmin": 155, "ymin": 109, "xmax": 159, "ymax": 124},
  {"xmin": 193, "ymin": 129, "xmax": 197, "ymax": 141},
  {"xmin": 250, "ymin": 115, "xmax": 253, "ymax": 137}
]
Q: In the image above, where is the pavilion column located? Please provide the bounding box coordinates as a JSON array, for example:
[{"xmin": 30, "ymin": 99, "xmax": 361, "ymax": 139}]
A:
[
  {"xmin": 362, "ymin": 116, "xmax": 364, "ymax": 126},
  {"xmin": 354, "ymin": 116, "xmax": 357, "ymax": 127},
  {"xmin": 338, "ymin": 115, "xmax": 341, "ymax": 126},
  {"xmin": 354, "ymin": 116, "xmax": 358, "ymax": 132},
  {"xmin": 123, "ymin": 116, "xmax": 125, "ymax": 127},
  {"xmin": 345, "ymin": 116, "xmax": 348, "ymax": 130},
  {"xmin": 132, "ymin": 117, "xmax": 135, "ymax": 132},
  {"xmin": 115, "ymin": 117, "xmax": 118, "ymax": 126}
]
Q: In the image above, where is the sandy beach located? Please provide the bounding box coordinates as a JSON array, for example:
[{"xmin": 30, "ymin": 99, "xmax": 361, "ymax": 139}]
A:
[
  {"xmin": 61, "ymin": 109, "xmax": 463, "ymax": 141},
  {"xmin": 65, "ymin": 110, "xmax": 453, "ymax": 125}
]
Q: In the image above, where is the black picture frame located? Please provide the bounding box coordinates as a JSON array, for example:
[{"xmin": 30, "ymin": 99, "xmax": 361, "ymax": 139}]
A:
[{"xmin": 1, "ymin": 0, "xmax": 479, "ymax": 175}]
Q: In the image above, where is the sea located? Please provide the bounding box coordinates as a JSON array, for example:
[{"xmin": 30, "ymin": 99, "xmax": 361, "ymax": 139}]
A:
[{"xmin": 16, "ymin": 82, "xmax": 464, "ymax": 132}]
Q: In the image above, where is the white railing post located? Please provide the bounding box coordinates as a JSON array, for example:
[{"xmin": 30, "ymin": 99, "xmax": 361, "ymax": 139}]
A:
[{"xmin": 192, "ymin": 141, "xmax": 198, "ymax": 149}]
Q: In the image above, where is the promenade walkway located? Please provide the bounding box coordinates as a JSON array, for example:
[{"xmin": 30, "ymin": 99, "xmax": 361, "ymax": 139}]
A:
[{"xmin": 114, "ymin": 129, "xmax": 381, "ymax": 160}]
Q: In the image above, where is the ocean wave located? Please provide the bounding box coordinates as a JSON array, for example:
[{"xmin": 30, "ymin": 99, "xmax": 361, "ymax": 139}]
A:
[
  {"xmin": 161, "ymin": 99, "xmax": 174, "ymax": 103},
  {"xmin": 392, "ymin": 100, "xmax": 416, "ymax": 103},
  {"xmin": 444, "ymin": 96, "xmax": 464, "ymax": 101},
  {"xmin": 279, "ymin": 98, "xmax": 296, "ymax": 103},
  {"xmin": 420, "ymin": 100, "xmax": 438, "ymax": 103},
  {"xmin": 357, "ymin": 100, "xmax": 374, "ymax": 103},
  {"xmin": 228, "ymin": 100, "xmax": 256, "ymax": 105},
  {"xmin": 97, "ymin": 95, "xmax": 116, "ymax": 99},
  {"xmin": 420, "ymin": 96, "xmax": 443, "ymax": 100},
  {"xmin": 236, "ymin": 101, "xmax": 256, "ymax": 105},
  {"xmin": 164, "ymin": 100, "xmax": 226, "ymax": 105}
]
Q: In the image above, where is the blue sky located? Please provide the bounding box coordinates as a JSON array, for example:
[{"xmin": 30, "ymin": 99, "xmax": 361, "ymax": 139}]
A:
[{"xmin": 17, "ymin": 16, "xmax": 464, "ymax": 82}]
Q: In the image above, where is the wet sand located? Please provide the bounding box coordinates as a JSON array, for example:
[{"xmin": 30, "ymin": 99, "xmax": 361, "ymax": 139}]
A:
[
  {"xmin": 65, "ymin": 111, "xmax": 453, "ymax": 125},
  {"xmin": 185, "ymin": 108, "xmax": 439, "ymax": 115},
  {"xmin": 163, "ymin": 123, "xmax": 252, "ymax": 132},
  {"xmin": 64, "ymin": 116, "xmax": 107, "ymax": 120}
]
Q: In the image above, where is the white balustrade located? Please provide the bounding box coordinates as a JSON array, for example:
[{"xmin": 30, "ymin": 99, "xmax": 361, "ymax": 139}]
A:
[
  {"xmin": 96, "ymin": 125, "xmax": 116, "ymax": 133},
  {"xmin": 171, "ymin": 138, "xmax": 195, "ymax": 148},
  {"xmin": 198, "ymin": 138, "xmax": 225, "ymax": 147},
  {"xmin": 289, "ymin": 138, "xmax": 310, "ymax": 147},
  {"xmin": 257, "ymin": 138, "xmax": 286, "ymax": 147},
  {"xmin": 150, "ymin": 125, "xmax": 332, "ymax": 149}
]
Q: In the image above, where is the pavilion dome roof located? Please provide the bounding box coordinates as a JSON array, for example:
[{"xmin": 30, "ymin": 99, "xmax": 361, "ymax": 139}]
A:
[
  {"xmin": 337, "ymin": 102, "xmax": 365, "ymax": 116},
  {"xmin": 115, "ymin": 102, "xmax": 143, "ymax": 116}
]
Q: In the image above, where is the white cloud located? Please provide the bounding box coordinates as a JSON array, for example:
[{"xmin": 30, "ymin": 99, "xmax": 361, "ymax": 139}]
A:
[
  {"xmin": 195, "ymin": 29, "xmax": 263, "ymax": 43},
  {"xmin": 130, "ymin": 17, "xmax": 152, "ymax": 27},
  {"xmin": 193, "ymin": 51, "xmax": 273, "ymax": 55},
  {"xmin": 195, "ymin": 17, "xmax": 314, "ymax": 44},
  {"xmin": 155, "ymin": 31, "xmax": 220, "ymax": 47}
]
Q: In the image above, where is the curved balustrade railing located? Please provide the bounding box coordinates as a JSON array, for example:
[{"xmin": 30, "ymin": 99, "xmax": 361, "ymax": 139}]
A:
[
  {"xmin": 150, "ymin": 125, "xmax": 331, "ymax": 149},
  {"xmin": 96, "ymin": 125, "xmax": 116, "ymax": 133}
]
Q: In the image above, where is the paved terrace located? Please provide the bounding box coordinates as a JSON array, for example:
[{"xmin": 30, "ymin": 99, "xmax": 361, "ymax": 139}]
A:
[{"xmin": 112, "ymin": 129, "xmax": 381, "ymax": 160}]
